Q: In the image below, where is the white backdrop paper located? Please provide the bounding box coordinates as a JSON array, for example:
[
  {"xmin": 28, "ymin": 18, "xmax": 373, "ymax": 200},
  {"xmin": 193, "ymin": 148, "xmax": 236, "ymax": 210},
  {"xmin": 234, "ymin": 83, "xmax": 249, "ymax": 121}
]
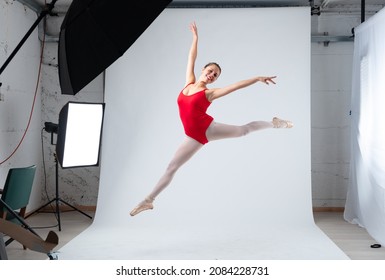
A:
[{"xmin": 58, "ymin": 7, "xmax": 348, "ymax": 260}]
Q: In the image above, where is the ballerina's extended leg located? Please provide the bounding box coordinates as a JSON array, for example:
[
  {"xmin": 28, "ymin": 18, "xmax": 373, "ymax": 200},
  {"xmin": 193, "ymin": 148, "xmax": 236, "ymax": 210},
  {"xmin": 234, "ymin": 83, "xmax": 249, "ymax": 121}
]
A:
[{"xmin": 130, "ymin": 137, "xmax": 203, "ymax": 217}]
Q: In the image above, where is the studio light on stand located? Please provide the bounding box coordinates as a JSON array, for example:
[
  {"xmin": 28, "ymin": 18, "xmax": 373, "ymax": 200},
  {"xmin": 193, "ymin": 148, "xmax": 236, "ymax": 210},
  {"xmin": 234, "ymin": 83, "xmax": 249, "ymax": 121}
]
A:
[
  {"xmin": 34, "ymin": 102, "xmax": 105, "ymax": 231},
  {"xmin": 56, "ymin": 102, "xmax": 105, "ymax": 168},
  {"xmin": 44, "ymin": 0, "xmax": 169, "ymax": 230}
]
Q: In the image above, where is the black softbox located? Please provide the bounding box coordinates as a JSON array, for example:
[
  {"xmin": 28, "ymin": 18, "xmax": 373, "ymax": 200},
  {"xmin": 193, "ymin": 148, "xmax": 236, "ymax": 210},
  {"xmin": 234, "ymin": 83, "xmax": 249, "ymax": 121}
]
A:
[{"xmin": 58, "ymin": 0, "xmax": 171, "ymax": 95}]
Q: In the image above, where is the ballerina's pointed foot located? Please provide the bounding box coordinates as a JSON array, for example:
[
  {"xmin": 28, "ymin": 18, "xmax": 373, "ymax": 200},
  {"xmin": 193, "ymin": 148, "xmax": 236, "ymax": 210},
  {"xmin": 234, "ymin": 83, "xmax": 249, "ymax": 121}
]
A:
[
  {"xmin": 272, "ymin": 117, "xmax": 293, "ymax": 128},
  {"xmin": 130, "ymin": 198, "xmax": 154, "ymax": 216}
]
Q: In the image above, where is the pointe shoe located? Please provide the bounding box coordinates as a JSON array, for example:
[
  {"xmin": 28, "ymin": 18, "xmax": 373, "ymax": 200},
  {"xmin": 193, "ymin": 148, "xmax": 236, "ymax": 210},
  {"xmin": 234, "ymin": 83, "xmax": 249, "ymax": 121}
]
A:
[
  {"xmin": 130, "ymin": 198, "xmax": 154, "ymax": 216},
  {"xmin": 272, "ymin": 117, "xmax": 293, "ymax": 128}
]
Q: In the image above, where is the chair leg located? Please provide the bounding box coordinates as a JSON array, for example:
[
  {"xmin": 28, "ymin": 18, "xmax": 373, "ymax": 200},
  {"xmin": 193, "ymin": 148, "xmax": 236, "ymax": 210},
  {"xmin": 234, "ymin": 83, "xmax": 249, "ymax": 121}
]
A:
[
  {"xmin": 20, "ymin": 208, "xmax": 27, "ymax": 250},
  {"xmin": 2, "ymin": 208, "xmax": 28, "ymax": 250}
]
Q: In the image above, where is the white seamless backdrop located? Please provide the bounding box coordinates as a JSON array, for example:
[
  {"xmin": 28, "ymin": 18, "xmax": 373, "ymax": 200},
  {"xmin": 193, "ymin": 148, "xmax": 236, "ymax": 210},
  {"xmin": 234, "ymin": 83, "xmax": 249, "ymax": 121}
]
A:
[{"xmin": 58, "ymin": 7, "xmax": 348, "ymax": 260}]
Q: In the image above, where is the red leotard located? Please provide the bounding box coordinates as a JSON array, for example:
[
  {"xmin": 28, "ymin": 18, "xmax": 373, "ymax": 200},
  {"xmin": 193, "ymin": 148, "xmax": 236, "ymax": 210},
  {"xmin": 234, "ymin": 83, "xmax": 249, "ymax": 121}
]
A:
[{"xmin": 177, "ymin": 84, "xmax": 214, "ymax": 144}]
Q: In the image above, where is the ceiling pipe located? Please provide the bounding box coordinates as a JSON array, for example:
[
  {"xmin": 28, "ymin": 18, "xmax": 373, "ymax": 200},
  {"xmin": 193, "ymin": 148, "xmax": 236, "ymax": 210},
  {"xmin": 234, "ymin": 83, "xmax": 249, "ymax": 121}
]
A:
[
  {"xmin": 13, "ymin": 0, "xmax": 357, "ymax": 44},
  {"xmin": 168, "ymin": 0, "xmax": 309, "ymax": 8}
]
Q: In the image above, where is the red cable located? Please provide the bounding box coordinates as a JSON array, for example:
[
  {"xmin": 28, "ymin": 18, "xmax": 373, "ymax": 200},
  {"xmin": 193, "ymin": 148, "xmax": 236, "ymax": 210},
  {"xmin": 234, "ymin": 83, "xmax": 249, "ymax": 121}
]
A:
[{"xmin": 0, "ymin": 16, "xmax": 46, "ymax": 165}]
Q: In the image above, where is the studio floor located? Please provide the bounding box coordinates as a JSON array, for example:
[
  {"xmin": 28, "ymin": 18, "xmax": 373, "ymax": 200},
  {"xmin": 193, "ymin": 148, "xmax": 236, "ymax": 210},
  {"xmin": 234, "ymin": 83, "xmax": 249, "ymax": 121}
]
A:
[{"xmin": 2, "ymin": 210, "xmax": 385, "ymax": 260}]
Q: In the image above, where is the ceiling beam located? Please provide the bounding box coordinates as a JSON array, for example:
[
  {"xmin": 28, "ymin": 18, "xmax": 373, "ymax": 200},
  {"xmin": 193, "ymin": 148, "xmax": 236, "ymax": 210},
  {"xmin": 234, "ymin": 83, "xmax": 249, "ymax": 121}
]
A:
[{"xmin": 169, "ymin": 0, "xmax": 310, "ymax": 8}]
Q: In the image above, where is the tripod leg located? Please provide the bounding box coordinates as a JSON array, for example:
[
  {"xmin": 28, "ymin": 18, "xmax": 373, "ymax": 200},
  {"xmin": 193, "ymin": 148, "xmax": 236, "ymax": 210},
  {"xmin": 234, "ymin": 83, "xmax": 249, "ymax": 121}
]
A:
[
  {"xmin": 59, "ymin": 199, "xmax": 93, "ymax": 219},
  {"xmin": 25, "ymin": 198, "xmax": 56, "ymax": 218},
  {"xmin": 24, "ymin": 198, "xmax": 62, "ymax": 231},
  {"xmin": 25, "ymin": 153, "xmax": 93, "ymax": 232}
]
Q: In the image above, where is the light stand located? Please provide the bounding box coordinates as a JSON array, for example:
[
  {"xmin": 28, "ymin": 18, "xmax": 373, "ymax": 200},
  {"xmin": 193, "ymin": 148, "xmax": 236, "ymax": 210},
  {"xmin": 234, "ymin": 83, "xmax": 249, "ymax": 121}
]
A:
[{"xmin": 27, "ymin": 122, "xmax": 92, "ymax": 231}]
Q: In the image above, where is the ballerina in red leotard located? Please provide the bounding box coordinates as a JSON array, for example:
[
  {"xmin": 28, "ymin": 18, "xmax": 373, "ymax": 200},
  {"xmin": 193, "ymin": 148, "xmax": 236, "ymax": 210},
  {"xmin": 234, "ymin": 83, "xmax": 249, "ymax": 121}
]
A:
[{"xmin": 130, "ymin": 22, "xmax": 293, "ymax": 216}]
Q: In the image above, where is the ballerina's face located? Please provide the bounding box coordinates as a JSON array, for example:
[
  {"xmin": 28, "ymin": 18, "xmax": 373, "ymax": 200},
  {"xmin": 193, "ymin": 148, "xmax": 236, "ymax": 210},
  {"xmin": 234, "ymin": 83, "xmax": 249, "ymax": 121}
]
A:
[{"xmin": 201, "ymin": 64, "xmax": 221, "ymax": 84}]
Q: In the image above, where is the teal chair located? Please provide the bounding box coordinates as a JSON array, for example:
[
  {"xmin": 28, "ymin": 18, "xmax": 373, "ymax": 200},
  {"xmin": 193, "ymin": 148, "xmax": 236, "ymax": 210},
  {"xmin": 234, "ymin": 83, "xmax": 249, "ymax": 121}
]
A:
[{"xmin": 0, "ymin": 165, "xmax": 36, "ymax": 248}]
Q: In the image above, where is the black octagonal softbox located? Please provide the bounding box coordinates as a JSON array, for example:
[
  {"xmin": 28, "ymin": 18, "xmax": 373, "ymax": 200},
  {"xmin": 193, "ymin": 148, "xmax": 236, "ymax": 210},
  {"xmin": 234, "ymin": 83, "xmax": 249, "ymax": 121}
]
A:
[{"xmin": 58, "ymin": 0, "xmax": 171, "ymax": 95}]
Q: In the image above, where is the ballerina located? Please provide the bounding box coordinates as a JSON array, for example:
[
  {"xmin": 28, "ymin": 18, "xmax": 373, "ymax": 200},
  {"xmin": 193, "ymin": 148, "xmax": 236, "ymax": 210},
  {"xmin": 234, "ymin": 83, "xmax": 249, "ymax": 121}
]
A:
[{"xmin": 130, "ymin": 22, "xmax": 292, "ymax": 216}]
